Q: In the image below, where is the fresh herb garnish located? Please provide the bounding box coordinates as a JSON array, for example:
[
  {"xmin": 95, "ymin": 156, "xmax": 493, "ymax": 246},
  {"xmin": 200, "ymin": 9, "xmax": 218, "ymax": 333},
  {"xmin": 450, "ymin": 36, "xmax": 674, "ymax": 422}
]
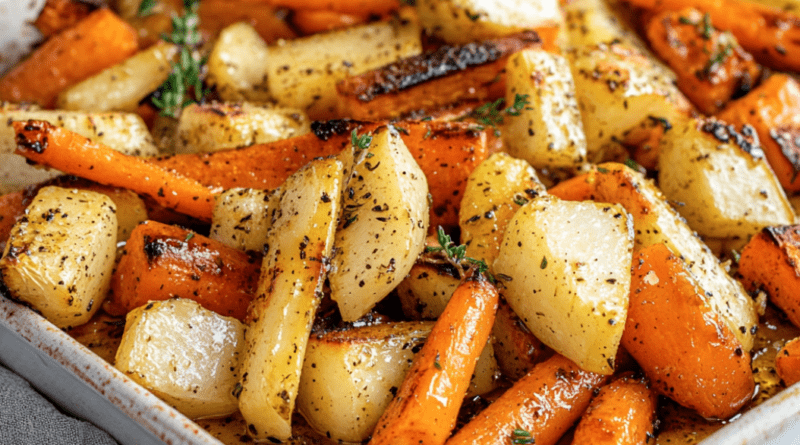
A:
[
  {"xmin": 540, "ymin": 256, "xmax": 548, "ymax": 269},
  {"xmin": 511, "ymin": 428, "xmax": 534, "ymax": 444},
  {"xmin": 351, "ymin": 129, "xmax": 373, "ymax": 151},
  {"xmin": 184, "ymin": 232, "xmax": 194, "ymax": 242},
  {"xmin": 465, "ymin": 94, "xmax": 531, "ymax": 133},
  {"xmin": 433, "ymin": 352, "xmax": 442, "ymax": 370},
  {"xmin": 701, "ymin": 13, "xmax": 713, "ymax": 40},
  {"xmin": 701, "ymin": 42, "xmax": 733, "ymax": 78},
  {"xmin": 425, "ymin": 226, "xmax": 493, "ymax": 281},
  {"xmin": 138, "ymin": 0, "xmax": 157, "ymax": 17},
  {"xmin": 151, "ymin": 0, "xmax": 206, "ymax": 117}
]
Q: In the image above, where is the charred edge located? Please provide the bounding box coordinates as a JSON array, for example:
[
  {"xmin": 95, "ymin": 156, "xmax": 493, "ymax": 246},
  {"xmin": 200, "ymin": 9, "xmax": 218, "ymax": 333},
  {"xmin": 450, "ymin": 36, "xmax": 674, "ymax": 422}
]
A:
[
  {"xmin": 763, "ymin": 225, "xmax": 800, "ymax": 247},
  {"xmin": 142, "ymin": 235, "xmax": 167, "ymax": 262},
  {"xmin": 700, "ymin": 119, "xmax": 763, "ymax": 158},
  {"xmin": 348, "ymin": 31, "xmax": 541, "ymax": 102},
  {"xmin": 16, "ymin": 132, "xmax": 48, "ymax": 154},
  {"xmin": 311, "ymin": 119, "xmax": 357, "ymax": 141},
  {"xmin": 771, "ymin": 126, "xmax": 800, "ymax": 178}
]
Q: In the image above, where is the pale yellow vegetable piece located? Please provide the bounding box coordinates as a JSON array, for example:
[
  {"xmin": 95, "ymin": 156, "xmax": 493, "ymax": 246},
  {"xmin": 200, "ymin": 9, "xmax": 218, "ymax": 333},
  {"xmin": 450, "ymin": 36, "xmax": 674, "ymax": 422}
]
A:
[
  {"xmin": 56, "ymin": 42, "xmax": 178, "ymax": 112},
  {"xmin": 397, "ymin": 262, "xmax": 461, "ymax": 320},
  {"xmin": 494, "ymin": 195, "xmax": 634, "ymax": 374},
  {"xmin": 329, "ymin": 126, "xmax": 430, "ymax": 322},
  {"xmin": 562, "ymin": 0, "xmax": 647, "ymax": 49},
  {"xmin": 210, "ymin": 187, "xmax": 280, "ymax": 252},
  {"xmin": 115, "ymin": 298, "xmax": 245, "ymax": 420},
  {"xmin": 207, "ymin": 22, "xmax": 272, "ymax": 103},
  {"xmin": 0, "ymin": 187, "xmax": 117, "ymax": 328},
  {"xmin": 267, "ymin": 18, "xmax": 421, "ymax": 119},
  {"xmin": 174, "ymin": 102, "xmax": 309, "ymax": 154},
  {"xmin": 658, "ymin": 118, "xmax": 795, "ymax": 239},
  {"xmin": 238, "ymin": 158, "xmax": 343, "ymax": 441},
  {"xmin": 416, "ymin": 0, "xmax": 562, "ymax": 44},
  {"xmin": 504, "ymin": 49, "xmax": 587, "ymax": 168}
]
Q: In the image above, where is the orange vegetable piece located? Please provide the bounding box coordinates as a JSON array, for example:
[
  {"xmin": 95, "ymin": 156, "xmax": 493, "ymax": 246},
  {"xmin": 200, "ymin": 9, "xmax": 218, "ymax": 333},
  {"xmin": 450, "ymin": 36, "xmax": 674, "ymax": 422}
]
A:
[
  {"xmin": 336, "ymin": 31, "xmax": 542, "ymax": 121},
  {"xmin": 12, "ymin": 120, "xmax": 216, "ymax": 222},
  {"xmin": 571, "ymin": 372, "xmax": 658, "ymax": 445},
  {"xmin": 198, "ymin": 0, "xmax": 296, "ymax": 43},
  {"xmin": 0, "ymin": 8, "xmax": 138, "ymax": 107},
  {"xmin": 776, "ymin": 337, "xmax": 800, "ymax": 387},
  {"xmin": 292, "ymin": 9, "xmax": 370, "ymax": 34},
  {"xmin": 447, "ymin": 353, "xmax": 608, "ymax": 445},
  {"xmin": 738, "ymin": 225, "xmax": 800, "ymax": 329},
  {"xmin": 717, "ymin": 74, "xmax": 800, "ymax": 192},
  {"xmin": 645, "ymin": 8, "xmax": 760, "ymax": 114},
  {"xmin": 622, "ymin": 243, "xmax": 754, "ymax": 419},
  {"xmin": 368, "ymin": 274, "xmax": 499, "ymax": 445},
  {"xmin": 627, "ymin": 0, "xmax": 800, "ymax": 72},
  {"xmin": 491, "ymin": 299, "xmax": 547, "ymax": 381},
  {"xmin": 106, "ymin": 220, "xmax": 260, "ymax": 321},
  {"xmin": 33, "ymin": 0, "xmax": 93, "ymax": 38}
]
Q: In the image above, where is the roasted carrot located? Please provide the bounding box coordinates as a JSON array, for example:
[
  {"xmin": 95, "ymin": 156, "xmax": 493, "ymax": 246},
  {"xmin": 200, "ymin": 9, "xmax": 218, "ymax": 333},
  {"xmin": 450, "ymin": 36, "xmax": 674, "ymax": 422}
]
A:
[
  {"xmin": 106, "ymin": 220, "xmax": 260, "ymax": 321},
  {"xmin": 717, "ymin": 74, "xmax": 800, "ymax": 192},
  {"xmin": 269, "ymin": 0, "xmax": 400, "ymax": 15},
  {"xmin": 148, "ymin": 120, "xmax": 489, "ymax": 230},
  {"xmin": 622, "ymin": 243, "xmax": 754, "ymax": 419},
  {"xmin": 292, "ymin": 9, "xmax": 370, "ymax": 35},
  {"xmin": 644, "ymin": 8, "xmax": 760, "ymax": 114},
  {"xmin": 13, "ymin": 120, "xmax": 216, "ymax": 222},
  {"xmin": 198, "ymin": 0, "xmax": 297, "ymax": 44},
  {"xmin": 0, "ymin": 9, "xmax": 138, "ymax": 107},
  {"xmin": 621, "ymin": 116, "xmax": 673, "ymax": 170},
  {"xmin": 33, "ymin": 0, "xmax": 93, "ymax": 38},
  {"xmin": 738, "ymin": 225, "xmax": 800, "ymax": 329},
  {"xmin": 447, "ymin": 353, "xmax": 608, "ymax": 445},
  {"xmin": 368, "ymin": 274, "xmax": 499, "ymax": 445},
  {"xmin": 491, "ymin": 299, "xmax": 548, "ymax": 381},
  {"xmin": 571, "ymin": 372, "xmax": 658, "ymax": 445},
  {"xmin": 776, "ymin": 337, "xmax": 800, "ymax": 387},
  {"xmin": 627, "ymin": 0, "xmax": 800, "ymax": 71},
  {"xmin": 336, "ymin": 31, "xmax": 542, "ymax": 120}
]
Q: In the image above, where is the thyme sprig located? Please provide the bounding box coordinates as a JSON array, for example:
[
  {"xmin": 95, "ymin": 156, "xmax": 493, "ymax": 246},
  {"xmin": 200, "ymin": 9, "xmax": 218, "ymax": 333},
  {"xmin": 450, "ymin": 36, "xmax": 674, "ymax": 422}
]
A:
[
  {"xmin": 425, "ymin": 226, "xmax": 493, "ymax": 281},
  {"xmin": 151, "ymin": 0, "xmax": 206, "ymax": 117},
  {"xmin": 351, "ymin": 129, "xmax": 373, "ymax": 151},
  {"xmin": 511, "ymin": 428, "xmax": 534, "ymax": 444},
  {"xmin": 466, "ymin": 94, "xmax": 531, "ymax": 135},
  {"xmin": 138, "ymin": 0, "xmax": 157, "ymax": 16}
]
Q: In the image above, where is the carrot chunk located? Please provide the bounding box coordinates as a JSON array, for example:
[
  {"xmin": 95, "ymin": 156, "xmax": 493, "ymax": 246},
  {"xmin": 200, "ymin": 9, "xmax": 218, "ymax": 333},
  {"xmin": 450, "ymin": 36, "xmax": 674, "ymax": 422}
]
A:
[
  {"xmin": 13, "ymin": 120, "xmax": 216, "ymax": 222},
  {"xmin": 292, "ymin": 9, "xmax": 370, "ymax": 34},
  {"xmin": 571, "ymin": 373, "xmax": 658, "ymax": 445},
  {"xmin": 0, "ymin": 9, "xmax": 138, "ymax": 107},
  {"xmin": 369, "ymin": 275, "xmax": 499, "ymax": 445},
  {"xmin": 776, "ymin": 337, "xmax": 800, "ymax": 387},
  {"xmin": 717, "ymin": 74, "xmax": 800, "ymax": 192},
  {"xmin": 447, "ymin": 353, "xmax": 608, "ymax": 445},
  {"xmin": 739, "ymin": 225, "xmax": 800, "ymax": 329},
  {"xmin": 33, "ymin": 0, "xmax": 93, "ymax": 38},
  {"xmin": 645, "ymin": 8, "xmax": 760, "ymax": 114},
  {"xmin": 106, "ymin": 220, "xmax": 259, "ymax": 321},
  {"xmin": 622, "ymin": 243, "xmax": 754, "ymax": 419}
]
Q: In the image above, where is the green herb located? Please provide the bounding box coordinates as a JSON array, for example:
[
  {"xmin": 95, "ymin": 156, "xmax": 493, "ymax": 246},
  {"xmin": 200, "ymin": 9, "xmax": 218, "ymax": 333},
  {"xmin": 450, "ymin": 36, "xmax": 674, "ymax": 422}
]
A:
[
  {"xmin": 701, "ymin": 13, "xmax": 713, "ymax": 39},
  {"xmin": 466, "ymin": 94, "xmax": 531, "ymax": 132},
  {"xmin": 648, "ymin": 115, "xmax": 672, "ymax": 132},
  {"xmin": 232, "ymin": 382, "xmax": 243, "ymax": 398},
  {"xmin": 138, "ymin": 0, "xmax": 157, "ymax": 17},
  {"xmin": 731, "ymin": 249, "xmax": 741, "ymax": 263},
  {"xmin": 433, "ymin": 353, "xmax": 442, "ymax": 370},
  {"xmin": 151, "ymin": 0, "xmax": 205, "ymax": 117},
  {"xmin": 540, "ymin": 256, "xmax": 548, "ymax": 269},
  {"xmin": 185, "ymin": 232, "xmax": 194, "ymax": 242},
  {"xmin": 514, "ymin": 196, "xmax": 529, "ymax": 206},
  {"xmin": 678, "ymin": 16, "xmax": 695, "ymax": 25},
  {"xmin": 702, "ymin": 42, "xmax": 733, "ymax": 77},
  {"xmin": 465, "ymin": 9, "xmax": 481, "ymax": 21},
  {"xmin": 511, "ymin": 428, "xmax": 534, "ymax": 444},
  {"xmin": 425, "ymin": 226, "xmax": 492, "ymax": 281},
  {"xmin": 596, "ymin": 166, "xmax": 610, "ymax": 174},
  {"xmin": 351, "ymin": 129, "xmax": 373, "ymax": 151},
  {"xmin": 624, "ymin": 158, "xmax": 644, "ymax": 172}
]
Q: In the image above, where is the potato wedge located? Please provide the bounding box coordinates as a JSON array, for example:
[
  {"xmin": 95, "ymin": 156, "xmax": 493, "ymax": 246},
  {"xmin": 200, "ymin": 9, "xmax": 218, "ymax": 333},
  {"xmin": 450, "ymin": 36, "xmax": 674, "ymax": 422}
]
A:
[
  {"xmin": 459, "ymin": 152, "xmax": 545, "ymax": 267},
  {"xmin": 207, "ymin": 22, "xmax": 272, "ymax": 103},
  {"xmin": 174, "ymin": 102, "xmax": 310, "ymax": 154},
  {"xmin": 567, "ymin": 42, "xmax": 689, "ymax": 161},
  {"xmin": 238, "ymin": 158, "xmax": 343, "ymax": 441},
  {"xmin": 115, "ymin": 298, "xmax": 245, "ymax": 420},
  {"xmin": 563, "ymin": 0, "xmax": 648, "ymax": 49},
  {"xmin": 493, "ymin": 195, "xmax": 634, "ymax": 374},
  {"xmin": 329, "ymin": 126, "xmax": 430, "ymax": 322},
  {"xmin": 658, "ymin": 118, "xmax": 794, "ymax": 239},
  {"xmin": 210, "ymin": 187, "xmax": 280, "ymax": 252},
  {"xmin": 56, "ymin": 42, "xmax": 178, "ymax": 112},
  {"xmin": 416, "ymin": 0, "xmax": 562, "ymax": 44},
  {"xmin": 504, "ymin": 49, "xmax": 587, "ymax": 168},
  {"xmin": 267, "ymin": 18, "xmax": 421, "ymax": 119},
  {"xmin": 0, "ymin": 186, "xmax": 117, "ymax": 328}
]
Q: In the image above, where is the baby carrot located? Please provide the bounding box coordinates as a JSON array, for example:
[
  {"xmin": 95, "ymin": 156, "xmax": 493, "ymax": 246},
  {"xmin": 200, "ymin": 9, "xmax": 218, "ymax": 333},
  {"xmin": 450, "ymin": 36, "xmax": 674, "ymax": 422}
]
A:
[
  {"xmin": 369, "ymin": 274, "xmax": 499, "ymax": 445},
  {"xmin": 292, "ymin": 9, "xmax": 370, "ymax": 34},
  {"xmin": 12, "ymin": 120, "xmax": 216, "ymax": 222},
  {"xmin": 776, "ymin": 337, "xmax": 800, "ymax": 387},
  {"xmin": 447, "ymin": 353, "xmax": 608, "ymax": 445},
  {"xmin": 0, "ymin": 8, "xmax": 138, "ymax": 107},
  {"xmin": 571, "ymin": 373, "xmax": 658, "ymax": 445}
]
